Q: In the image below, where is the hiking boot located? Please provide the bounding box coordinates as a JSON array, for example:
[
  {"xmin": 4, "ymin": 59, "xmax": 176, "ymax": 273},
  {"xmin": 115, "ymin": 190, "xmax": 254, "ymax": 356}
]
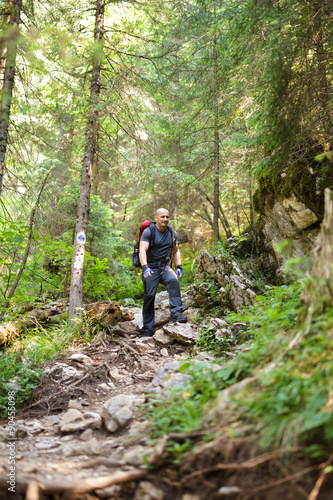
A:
[{"xmin": 169, "ymin": 315, "xmax": 187, "ymax": 324}]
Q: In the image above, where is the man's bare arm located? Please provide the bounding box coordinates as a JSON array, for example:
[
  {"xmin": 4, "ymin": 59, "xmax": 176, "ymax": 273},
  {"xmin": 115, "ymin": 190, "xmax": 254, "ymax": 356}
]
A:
[
  {"xmin": 139, "ymin": 240, "xmax": 149, "ymax": 267},
  {"xmin": 172, "ymin": 244, "xmax": 181, "ymax": 267}
]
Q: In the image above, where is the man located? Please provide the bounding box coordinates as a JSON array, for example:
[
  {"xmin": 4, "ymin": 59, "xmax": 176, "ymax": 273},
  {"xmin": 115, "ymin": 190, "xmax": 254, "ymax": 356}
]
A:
[{"xmin": 139, "ymin": 208, "xmax": 187, "ymax": 338}]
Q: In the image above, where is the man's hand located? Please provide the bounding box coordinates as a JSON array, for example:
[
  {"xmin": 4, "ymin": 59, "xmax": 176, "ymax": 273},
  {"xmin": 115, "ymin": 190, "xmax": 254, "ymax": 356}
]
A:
[
  {"xmin": 176, "ymin": 265, "xmax": 183, "ymax": 280},
  {"xmin": 142, "ymin": 265, "xmax": 153, "ymax": 279}
]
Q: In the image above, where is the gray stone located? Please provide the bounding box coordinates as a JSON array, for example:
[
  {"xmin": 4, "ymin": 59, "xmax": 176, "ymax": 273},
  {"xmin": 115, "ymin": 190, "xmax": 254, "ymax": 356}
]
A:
[
  {"xmin": 217, "ymin": 486, "xmax": 242, "ymax": 497},
  {"xmin": 208, "ymin": 318, "xmax": 228, "ymax": 330},
  {"xmin": 60, "ymin": 408, "xmax": 101, "ymax": 433},
  {"xmin": 181, "ymin": 290, "xmax": 194, "ymax": 310},
  {"xmin": 70, "ymin": 353, "xmax": 93, "ymax": 365},
  {"xmin": 188, "ymin": 283, "xmax": 214, "ymax": 308},
  {"xmin": 63, "ymin": 437, "xmax": 101, "ymax": 457},
  {"xmin": 154, "ymin": 308, "xmax": 170, "ymax": 326},
  {"xmin": 162, "ymin": 323, "xmax": 199, "ymax": 345},
  {"xmin": 160, "ymin": 348, "xmax": 169, "ymax": 357},
  {"xmin": 114, "ymin": 406, "xmax": 133, "ymax": 427},
  {"xmin": 184, "ymin": 307, "xmax": 202, "ymax": 323},
  {"xmin": 80, "ymin": 428, "xmax": 94, "ymax": 441},
  {"xmin": 43, "ymin": 415, "xmax": 60, "ymax": 427},
  {"xmin": 60, "ymin": 409, "xmax": 83, "ymax": 427},
  {"xmin": 154, "ymin": 291, "xmax": 169, "ymax": 307},
  {"xmin": 197, "ymin": 250, "xmax": 217, "ymax": 276},
  {"xmin": 229, "ymin": 275, "xmax": 256, "ymax": 312},
  {"xmin": 101, "ymin": 394, "xmax": 145, "ymax": 433},
  {"xmin": 45, "ymin": 362, "xmax": 83, "ymax": 380},
  {"xmin": 123, "ymin": 445, "xmax": 147, "ymax": 466},
  {"xmin": 35, "ymin": 440, "xmax": 61, "ymax": 450},
  {"xmin": 146, "ymin": 360, "xmax": 192, "ymax": 394},
  {"xmin": 153, "ymin": 330, "xmax": 174, "ymax": 345},
  {"xmin": 68, "ymin": 400, "xmax": 84, "ymax": 411},
  {"xmin": 134, "ymin": 481, "xmax": 164, "ymax": 500}
]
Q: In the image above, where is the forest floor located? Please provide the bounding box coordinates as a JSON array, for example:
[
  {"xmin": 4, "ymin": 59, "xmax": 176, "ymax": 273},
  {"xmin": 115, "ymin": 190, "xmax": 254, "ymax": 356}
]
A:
[{"xmin": 0, "ymin": 327, "xmax": 332, "ymax": 500}]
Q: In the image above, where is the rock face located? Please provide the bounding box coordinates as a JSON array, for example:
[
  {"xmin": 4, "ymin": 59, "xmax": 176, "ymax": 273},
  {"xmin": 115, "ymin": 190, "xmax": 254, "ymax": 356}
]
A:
[
  {"xmin": 189, "ymin": 251, "xmax": 256, "ymax": 313},
  {"xmin": 258, "ymin": 192, "xmax": 321, "ymax": 272}
]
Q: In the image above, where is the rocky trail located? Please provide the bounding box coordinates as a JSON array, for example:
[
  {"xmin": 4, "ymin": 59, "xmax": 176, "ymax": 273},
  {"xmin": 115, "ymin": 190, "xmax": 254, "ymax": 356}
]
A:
[
  {"xmin": 0, "ymin": 246, "xmax": 332, "ymax": 500},
  {"xmin": 0, "ymin": 328, "xmax": 197, "ymax": 500},
  {"xmin": 0, "ymin": 290, "xmax": 219, "ymax": 500}
]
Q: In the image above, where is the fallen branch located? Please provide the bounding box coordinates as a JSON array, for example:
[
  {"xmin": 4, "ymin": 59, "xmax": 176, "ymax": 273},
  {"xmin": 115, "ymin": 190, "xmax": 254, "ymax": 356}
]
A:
[
  {"xmin": 22, "ymin": 469, "xmax": 147, "ymax": 495},
  {"xmin": 114, "ymin": 339, "xmax": 141, "ymax": 355}
]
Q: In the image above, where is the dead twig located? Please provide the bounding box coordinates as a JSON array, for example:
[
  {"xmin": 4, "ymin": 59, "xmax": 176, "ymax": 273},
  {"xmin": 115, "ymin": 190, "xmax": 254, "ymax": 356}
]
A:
[
  {"xmin": 66, "ymin": 372, "xmax": 91, "ymax": 387},
  {"xmin": 308, "ymin": 455, "xmax": 333, "ymax": 500},
  {"xmin": 114, "ymin": 339, "xmax": 141, "ymax": 355},
  {"xmin": 131, "ymin": 373, "xmax": 154, "ymax": 381},
  {"xmin": 243, "ymin": 464, "xmax": 324, "ymax": 500}
]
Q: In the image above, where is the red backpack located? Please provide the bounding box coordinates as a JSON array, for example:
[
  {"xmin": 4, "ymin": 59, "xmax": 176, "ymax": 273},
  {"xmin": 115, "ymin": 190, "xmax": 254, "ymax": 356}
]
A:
[{"xmin": 132, "ymin": 220, "xmax": 176, "ymax": 268}]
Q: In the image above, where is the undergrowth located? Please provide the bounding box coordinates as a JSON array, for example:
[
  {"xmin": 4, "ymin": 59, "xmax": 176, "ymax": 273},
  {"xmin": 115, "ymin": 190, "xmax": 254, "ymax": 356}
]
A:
[
  {"xmin": 143, "ymin": 281, "xmax": 333, "ymax": 460},
  {"xmin": 0, "ymin": 318, "xmax": 96, "ymax": 418}
]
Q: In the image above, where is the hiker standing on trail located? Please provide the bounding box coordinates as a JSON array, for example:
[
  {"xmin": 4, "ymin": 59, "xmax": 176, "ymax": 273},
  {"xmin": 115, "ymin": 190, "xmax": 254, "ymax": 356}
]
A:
[{"xmin": 139, "ymin": 208, "xmax": 187, "ymax": 339}]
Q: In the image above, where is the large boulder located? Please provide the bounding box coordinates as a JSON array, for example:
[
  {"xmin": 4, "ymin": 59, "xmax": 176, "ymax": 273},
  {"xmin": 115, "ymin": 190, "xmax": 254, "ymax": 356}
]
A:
[
  {"xmin": 162, "ymin": 322, "xmax": 199, "ymax": 345},
  {"xmin": 191, "ymin": 251, "xmax": 257, "ymax": 312}
]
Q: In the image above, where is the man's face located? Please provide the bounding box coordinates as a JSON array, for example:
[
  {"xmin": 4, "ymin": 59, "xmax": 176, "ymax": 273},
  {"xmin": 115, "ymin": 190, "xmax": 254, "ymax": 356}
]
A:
[{"xmin": 155, "ymin": 210, "xmax": 169, "ymax": 229}]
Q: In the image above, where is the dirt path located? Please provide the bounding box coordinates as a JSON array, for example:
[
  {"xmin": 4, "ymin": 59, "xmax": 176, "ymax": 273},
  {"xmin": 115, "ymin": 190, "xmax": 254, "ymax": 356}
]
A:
[
  {"xmin": 0, "ymin": 332, "xmax": 197, "ymax": 499},
  {"xmin": 0, "ymin": 331, "xmax": 331, "ymax": 500}
]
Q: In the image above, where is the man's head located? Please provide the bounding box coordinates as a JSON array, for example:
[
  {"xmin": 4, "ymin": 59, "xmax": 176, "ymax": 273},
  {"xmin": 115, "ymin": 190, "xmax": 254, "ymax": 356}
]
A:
[{"xmin": 154, "ymin": 208, "xmax": 169, "ymax": 231}]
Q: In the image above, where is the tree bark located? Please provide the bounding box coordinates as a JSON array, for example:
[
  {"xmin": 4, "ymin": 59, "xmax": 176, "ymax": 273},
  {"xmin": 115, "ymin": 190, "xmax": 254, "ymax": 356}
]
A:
[
  {"xmin": 0, "ymin": 0, "xmax": 22, "ymax": 197},
  {"xmin": 68, "ymin": 0, "xmax": 105, "ymax": 323},
  {"xmin": 0, "ymin": 3, "xmax": 12, "ymax": 89},
  {"xmin": 213, "ymin": 32, "xmax": 220, "ymax": 243}
]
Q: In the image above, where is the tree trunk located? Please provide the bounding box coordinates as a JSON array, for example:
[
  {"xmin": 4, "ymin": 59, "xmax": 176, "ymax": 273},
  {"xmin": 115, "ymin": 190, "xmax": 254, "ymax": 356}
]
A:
[
  {"xmin": 0, "ymin": 3, "xmax": 12, "ymax": 89},
  {"xmin": 68, "ymin": 0, "xmax": 105, "ymax": 323},
  {"xmin": 0, "ymin": 0, "xmax": 22, "ymax": 197},
  {"xmin": 213, "ymin": 33, "xmax": 220, "ymax": 243},
  {"xmin": 1, "ymin": 172, "xmax": 50, "ymax": 314}
]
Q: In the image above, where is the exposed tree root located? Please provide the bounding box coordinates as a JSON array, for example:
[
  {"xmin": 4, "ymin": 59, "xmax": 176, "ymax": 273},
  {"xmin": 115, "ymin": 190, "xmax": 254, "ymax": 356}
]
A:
[
  {"xmin": 180, "ymin": 447, "xmax": 305, "ymax": 485},
  {"xmin": 2, "ymin": 469, "xmax": 147, "ymax": 499}
]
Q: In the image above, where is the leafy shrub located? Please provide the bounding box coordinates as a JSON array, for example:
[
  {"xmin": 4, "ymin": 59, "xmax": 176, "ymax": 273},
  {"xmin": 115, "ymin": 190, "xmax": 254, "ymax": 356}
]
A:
[{"xmin": 0, "ymin": 352, "xmax": 42, "ymax": 417}]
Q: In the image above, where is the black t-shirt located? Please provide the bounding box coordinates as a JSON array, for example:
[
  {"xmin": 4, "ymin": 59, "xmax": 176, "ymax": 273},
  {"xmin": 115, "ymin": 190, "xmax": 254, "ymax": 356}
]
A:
[{"xmin": 141, "ymin": 225, "xmax": 177, "ymax": 265}]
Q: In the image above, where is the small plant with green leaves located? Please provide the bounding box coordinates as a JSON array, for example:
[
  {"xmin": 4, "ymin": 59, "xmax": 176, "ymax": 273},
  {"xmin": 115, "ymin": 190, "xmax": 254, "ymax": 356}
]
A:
[{"xmin": 197, "ymin": 323, "xmax": 236, "ymax": 356}]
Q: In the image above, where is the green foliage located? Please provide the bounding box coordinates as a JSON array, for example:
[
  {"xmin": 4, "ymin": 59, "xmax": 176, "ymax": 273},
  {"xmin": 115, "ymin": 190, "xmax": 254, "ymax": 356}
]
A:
[
  {"xmin": 144, "ymin": 281, "xmax": 333, "ymax": 458},
  {"xmin": 0, "ymin": 320, "xmax": 96, "ymax": 418},
  {"xmin": 142, "ymin": 360, "xmax": 225, "ymax": 446},
  {"xmin": 0, "ymin": 217, "xmax": 29, "ymax": 300},
  {"xmin": 197, "ymin": 324, "xmax": 236, "ymax": 356},
  {"xmin": 0, "ymin": 352, "xmax": 42, "ymax": 417}
]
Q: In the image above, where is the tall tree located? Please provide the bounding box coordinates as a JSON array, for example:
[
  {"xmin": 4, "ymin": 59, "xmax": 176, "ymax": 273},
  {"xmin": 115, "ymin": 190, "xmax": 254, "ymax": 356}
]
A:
[
  {"xmin": 0, "ymin": 0, "xmax": 22, "ymax": 196},
  {"xmin": 69, "ymin": 0, "xmax": 105, "ymax": 322},
  {"xmin": 213, "ymin": 31, "xmax": 220, "ymax": 242}
]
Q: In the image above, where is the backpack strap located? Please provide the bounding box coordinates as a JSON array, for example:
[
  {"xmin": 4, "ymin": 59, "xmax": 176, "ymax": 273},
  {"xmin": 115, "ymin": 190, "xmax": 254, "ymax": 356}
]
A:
[
  {"xmin": 149, "ymin": 222, "xmax": 157, "ymax": 248},
  {"xmin": 168, "ymin": 226, "xmax": 177, "ymax": 247}
]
